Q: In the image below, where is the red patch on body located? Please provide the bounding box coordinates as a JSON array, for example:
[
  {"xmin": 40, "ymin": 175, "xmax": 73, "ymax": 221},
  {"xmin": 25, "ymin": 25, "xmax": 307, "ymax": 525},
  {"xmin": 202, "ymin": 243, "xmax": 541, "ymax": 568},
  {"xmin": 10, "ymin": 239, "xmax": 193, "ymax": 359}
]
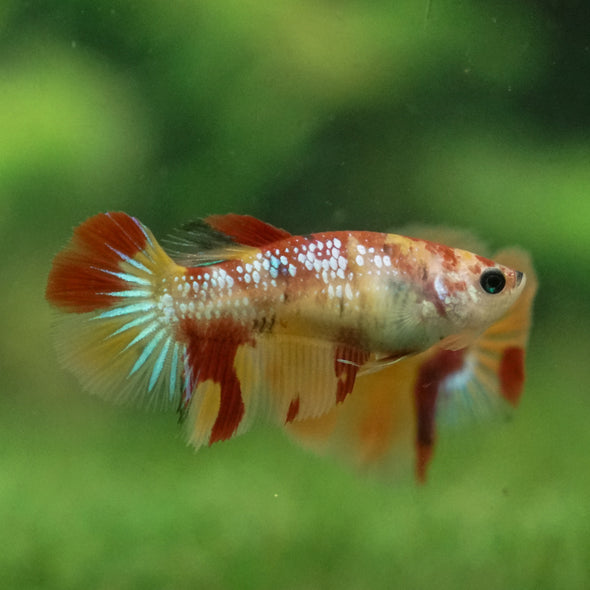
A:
[
  {"xmin": 205, "ymin": 214, "xmax": 291, "ymax": 247},
  {"xmin": 334, "ymin": 346, "xmax": 370, "ymax": 403},
  {"xmin": 499, "ymin": 346, "xmax": 525, "ymax": 406},
  {"xmin": 46, "ymin": 212, "xmax": 148, "ymax": 313},
  {"xmin": 424, "ymin": 240, "xmax": 459, "ymax": 271},
  {"xmin": 414, "ymin": 348, "xmax": 466, "ymax": 482},
  {"xmin": 286, "ymin": 397, "xmax": 300, "ymax": 423},
  {"xmin": 181, "ymin": 318, "xmax": 253, "ymax": 444}
]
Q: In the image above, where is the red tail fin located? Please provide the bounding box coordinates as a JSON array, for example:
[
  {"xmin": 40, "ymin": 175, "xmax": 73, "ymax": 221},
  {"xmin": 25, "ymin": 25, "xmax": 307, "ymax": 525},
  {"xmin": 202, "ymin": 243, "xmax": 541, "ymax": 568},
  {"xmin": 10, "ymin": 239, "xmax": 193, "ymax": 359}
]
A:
[
  {"xmin": 47, "ymin": 212, "xmax": 155, "ymax": 312},
  {"xmin": 46, "ymin": 212, "xmax": 186, "ymax": 410}
]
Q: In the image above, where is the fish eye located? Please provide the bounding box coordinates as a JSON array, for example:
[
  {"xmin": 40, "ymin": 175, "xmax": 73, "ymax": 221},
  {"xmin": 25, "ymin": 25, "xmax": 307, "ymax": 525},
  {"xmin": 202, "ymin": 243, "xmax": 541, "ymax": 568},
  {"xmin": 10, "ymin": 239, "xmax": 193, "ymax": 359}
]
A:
[{"xmin": 480, "ymin": 268, "xmax": 506, "ymax": 294}]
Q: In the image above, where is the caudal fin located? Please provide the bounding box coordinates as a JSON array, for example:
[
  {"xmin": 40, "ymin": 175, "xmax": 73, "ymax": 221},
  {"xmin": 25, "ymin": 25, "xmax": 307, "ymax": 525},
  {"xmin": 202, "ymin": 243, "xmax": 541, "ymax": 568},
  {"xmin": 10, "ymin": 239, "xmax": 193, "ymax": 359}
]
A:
[{"xmin": 46, "ymin": 212, "xmax": 187, "ymax": 409}]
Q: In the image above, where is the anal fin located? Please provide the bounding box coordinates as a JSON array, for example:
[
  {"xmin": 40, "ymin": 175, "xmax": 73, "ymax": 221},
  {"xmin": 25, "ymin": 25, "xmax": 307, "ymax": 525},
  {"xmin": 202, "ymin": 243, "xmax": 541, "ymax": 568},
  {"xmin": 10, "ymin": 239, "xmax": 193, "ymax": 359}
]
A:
[{"xmin": 183, "ymin": 332, "xmax": 370, "ymax": 449}]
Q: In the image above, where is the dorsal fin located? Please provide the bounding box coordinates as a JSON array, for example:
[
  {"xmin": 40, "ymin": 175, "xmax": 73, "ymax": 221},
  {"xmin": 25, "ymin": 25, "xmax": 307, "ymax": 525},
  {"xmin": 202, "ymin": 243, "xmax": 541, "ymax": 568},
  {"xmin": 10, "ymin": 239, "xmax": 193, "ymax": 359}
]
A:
[
  {"xmin": 166, "ymin": 219, "xmax": 254, "ymax": 267},
  {"xmin": 204, "ymin": 214, "xmax": 291, "ymax": 247},
  {"xmin": 166, "ymin": 215, "xmax": 291, "ymax": 266}
]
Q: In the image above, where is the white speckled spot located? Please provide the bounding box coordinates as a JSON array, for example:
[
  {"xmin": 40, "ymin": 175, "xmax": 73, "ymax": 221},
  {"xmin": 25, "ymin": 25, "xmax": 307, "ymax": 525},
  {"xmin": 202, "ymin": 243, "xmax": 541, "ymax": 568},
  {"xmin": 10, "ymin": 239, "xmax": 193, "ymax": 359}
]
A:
[
  {"xmin": 331, "ymin": 248, "xmax": 339, "ymax": 259},
  {"xmin": 329, "ymin": 257, "xmax": 338, "ymax": 271},
  {"xmin": 335, "ymin": 285, "xmax": 343, "ymax": 298},
  {"xmin": 226, "ymin": 275, "xmax": 234, "ymax": 288},
  {"xmin": 280, "ymin": 255, "xmax": 288, "ymax": 266},
  {"xmin": 252, "ymin": 270, "xmax": 260, "ymax": 284},
  {"xmin": 288, "ymin": 264, "xmax": 296, "ymax": 277},
  {"xmin": 309, "ymin": 243, "xmax": 316, "ymax": 252},
  {"xmin": 262, "ymin": 259, "xmax": 270, "ymax": 270},
  {"xmin": 322, "ymin": 270, "xmax": 329, "ymax": 283},
  {"xmin": 368, "ymin": 247, "xmax": 375, "ymax": 254},
  {"xmin": 326, "ymin": 240, "xmax": 332, "ymax": 249},
  {"xmin": 357, "ymin": 244, "xmax": 366, "ymax": 255},
  {"xmin": 333, "ymin": 237, "xmax": 342, "ymax": 249},
  {"xmin": 316, "ymin": 242, "xmax": 324, "ymax": 250},
  {"xmin": 244, "ymin": 274, "xmax": 251, "ymax": 284},
  {"xmin": 383, "ymin": 255, "xmax": 391, "ymax": 267},
  {"xmin": 338, "ymin": 256, "xmax": 347, "ymax": 269},
  {"xmin": 345, "ymin": 283, "xmax": 353, "ymax": 300},
  {"xmin": 328, "ymin": 284, "xmax": 334, "ymax": 298},
  {"xmin": 192, "ymin": 281, "xmax": 199, "ymax": 293},
  {"xmin": 374, "ymin": 255, "xmax": 382, "ymax": 268},
  {"xmin": 236, "ymin": 266, "xmax": 243, "ymax": 274},
  {"xmin": 253, "ymin": 260, "xmax": 261, "ymax": 272},
  {"xmin": 245, "ymin": 263, "xmax": 253, "ymax": 274},
  {"xmin": 313, "ymin": 259, "xmax": 322, "ymax": 273},
  {"xmin": 337, "ymin": 268, "xmax": 345, "ymax": 279},
  {"xmin": 305, "ymin": 260, "xmax": 314, "ymax": 271},
  {"xmin": 270, "ymin": 267, "xmax": 278, "ymax": 279},
  {"xmin": 356, "ymin": 255, "xmax": 364, "ymax": 266}
]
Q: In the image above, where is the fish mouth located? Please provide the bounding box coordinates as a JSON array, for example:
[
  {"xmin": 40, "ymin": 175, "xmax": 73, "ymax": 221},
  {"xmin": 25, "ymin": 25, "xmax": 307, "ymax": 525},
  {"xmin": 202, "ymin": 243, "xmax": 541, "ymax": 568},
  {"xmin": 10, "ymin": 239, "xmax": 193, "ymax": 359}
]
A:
[{"xmin": 515, "ymin": 271, "xmax": 524, "ymax": 287}]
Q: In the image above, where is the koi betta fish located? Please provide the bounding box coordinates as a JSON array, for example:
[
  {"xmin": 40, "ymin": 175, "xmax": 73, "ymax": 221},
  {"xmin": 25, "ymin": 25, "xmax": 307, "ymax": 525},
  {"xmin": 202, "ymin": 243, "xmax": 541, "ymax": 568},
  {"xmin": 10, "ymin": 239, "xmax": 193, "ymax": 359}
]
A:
[{"xmin": 46, "ymin": 212, "xmax": 537, "ymax": 481}]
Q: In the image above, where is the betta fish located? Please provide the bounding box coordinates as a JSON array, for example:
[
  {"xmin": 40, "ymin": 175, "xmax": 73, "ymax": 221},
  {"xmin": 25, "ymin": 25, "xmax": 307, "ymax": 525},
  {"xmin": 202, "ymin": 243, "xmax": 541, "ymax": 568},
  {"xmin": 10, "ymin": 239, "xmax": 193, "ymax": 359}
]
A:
[{"xmin": 46, "ymin": 212, "xmax": 536, "ymax": 481}]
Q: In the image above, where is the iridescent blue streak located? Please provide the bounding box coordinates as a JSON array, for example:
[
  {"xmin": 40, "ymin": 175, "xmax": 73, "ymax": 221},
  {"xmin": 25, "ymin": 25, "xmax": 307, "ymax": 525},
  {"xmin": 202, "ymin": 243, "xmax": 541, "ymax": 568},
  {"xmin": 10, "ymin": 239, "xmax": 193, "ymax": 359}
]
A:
[
  {"xmin": 125, "ymin": 321, "xmax": 159, "ymax": 350},
  {"xmin": 106, "ymin": 245, "xmax": 153, "ymax": 274},
  {"xmin": 111, "ymin": 312, "xmax": 157, "ymax": 338},
  {"xmin": 106, "ymin": 290, "xmax": 152, "ymax": 298},
  {"xmin": 98, "ymin": 268, "xmax": 151, "ymax": 286},
  {"xmin": 169, "ymin": 342, "xmax": 179, "ymax": 399},
  {"xmin": 130, "ymin": 328, "xmax": 166, "ymax": 377},
  {"xmin": 94, "ymin": 302, "xmax": 154, "ymax": 320},
  {"xmin": 149, "ymin": 336, "xmax": 171, "ymax": 392}
]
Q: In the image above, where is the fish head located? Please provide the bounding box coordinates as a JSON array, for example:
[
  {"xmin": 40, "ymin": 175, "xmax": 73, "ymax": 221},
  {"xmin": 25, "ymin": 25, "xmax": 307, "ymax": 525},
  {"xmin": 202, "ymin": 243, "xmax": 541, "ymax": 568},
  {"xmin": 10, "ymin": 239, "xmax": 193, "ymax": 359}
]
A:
[
  {"xmin": 416, "ymin": 242, "xmax": 528, "ymax": 349},
  {"xmin": 370, "ymin": 235, "xmax": 528, "ymax": 354}
]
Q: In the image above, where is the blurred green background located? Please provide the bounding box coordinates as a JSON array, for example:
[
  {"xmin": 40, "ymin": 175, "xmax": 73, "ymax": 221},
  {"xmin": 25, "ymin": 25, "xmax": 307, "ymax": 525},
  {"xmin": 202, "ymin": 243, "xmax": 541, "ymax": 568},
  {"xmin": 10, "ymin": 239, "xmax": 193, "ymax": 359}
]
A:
[{"xmin": 1, "ymin": 0, "xmax": 589, "ymax": 588}]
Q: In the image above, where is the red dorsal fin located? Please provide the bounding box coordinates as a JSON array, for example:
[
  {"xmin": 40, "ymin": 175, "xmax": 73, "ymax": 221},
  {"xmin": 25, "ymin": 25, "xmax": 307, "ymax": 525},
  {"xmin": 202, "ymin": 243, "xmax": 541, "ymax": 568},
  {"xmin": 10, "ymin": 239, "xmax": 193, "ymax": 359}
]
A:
[{"xmin": 204, "ymin": 214, "xmax": 291, "ymax": 247}]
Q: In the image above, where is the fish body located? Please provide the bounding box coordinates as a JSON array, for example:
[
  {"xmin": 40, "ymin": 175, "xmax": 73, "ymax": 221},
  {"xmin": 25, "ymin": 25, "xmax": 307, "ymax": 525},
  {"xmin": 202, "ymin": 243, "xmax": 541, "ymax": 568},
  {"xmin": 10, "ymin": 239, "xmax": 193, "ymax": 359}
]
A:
[{"xmin": 46, "ymin": 212, "xmax": 536, "ymax": 480}]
